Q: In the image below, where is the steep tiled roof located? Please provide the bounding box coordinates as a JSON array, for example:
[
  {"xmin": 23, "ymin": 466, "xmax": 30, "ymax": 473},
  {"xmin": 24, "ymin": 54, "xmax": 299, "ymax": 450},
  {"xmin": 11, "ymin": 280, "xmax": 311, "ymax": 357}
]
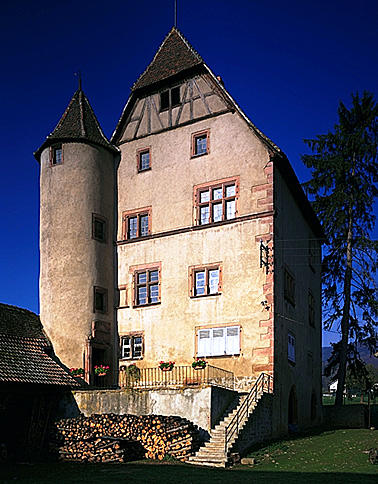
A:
[
  {"xmin": 132, "ymin": 27, "xmax": 203, "ymax": 91},
  {"xmin": 0, "ymin": 334, "xmax": 80, "ymax": 386},
  {"xmin": 0, "ymin": 303, "xmax": 48, "ymax": 340},
  {"xmin": 0, "ymin": 303, "xmax": 80, "ymax": 387},
  {"xmin": 34, "ymin": 88, "xmax": 117, "ymax": 161}
]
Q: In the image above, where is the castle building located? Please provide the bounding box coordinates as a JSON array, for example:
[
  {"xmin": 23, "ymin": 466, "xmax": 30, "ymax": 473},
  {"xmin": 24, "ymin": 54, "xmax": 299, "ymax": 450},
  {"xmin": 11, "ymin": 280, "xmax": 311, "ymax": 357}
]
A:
[{"xmin": 35, "ymin": 28, "xmax": 322, "ymax": 434}]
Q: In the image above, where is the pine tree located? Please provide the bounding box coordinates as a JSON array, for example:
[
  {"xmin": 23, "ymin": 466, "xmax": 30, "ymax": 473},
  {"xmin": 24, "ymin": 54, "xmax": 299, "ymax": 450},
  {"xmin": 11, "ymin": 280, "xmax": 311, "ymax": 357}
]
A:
[{"xmin": 302, "ymin": 91, "xmax": 378, "ymax": 406}]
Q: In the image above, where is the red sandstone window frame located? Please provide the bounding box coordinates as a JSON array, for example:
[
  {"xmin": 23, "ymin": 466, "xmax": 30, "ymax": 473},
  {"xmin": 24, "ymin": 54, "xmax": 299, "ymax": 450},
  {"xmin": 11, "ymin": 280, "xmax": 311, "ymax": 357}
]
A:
[
  {"xmin": 93, "ymin": 286, "xmax": 108, "ymax": 314},
  {"xmin": 122, "ymin": 206, "xmax": 152, "ymax": 240},
  {"xmin": 92, "ymin": 213, "xmax": 107, "ymax": 243},
  {"xmin": 137, "ymin": 147, "xmax": 151, "ymax": 172},
  {"xmin": 189, "ymin": 263, "xmax": 222, "ymax": 297},
  {"xmin": 130, "ymin": 262, "xmax": 162, "ymax": 308},
  {"xmin": 191, "ymin": 129, "xmax": 210, "ymax": 157},
  {"xmin": 49, "ymin": 144, "xmax": 63, "ymax": 166},
  {"xmin": 193, "ymin": 176, "xmax": 239, "ymax": 226},
  {"xmin": 120, "ymin": 332, "xmax": 144, "ymax": 360}
]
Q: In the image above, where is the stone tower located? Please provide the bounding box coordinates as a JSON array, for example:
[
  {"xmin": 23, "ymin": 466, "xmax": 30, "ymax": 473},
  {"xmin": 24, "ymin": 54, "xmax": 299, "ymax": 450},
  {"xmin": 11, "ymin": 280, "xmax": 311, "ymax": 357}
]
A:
[{"xmin": 34, "ymin": 87, "xmax": 118, "ymax": 384}]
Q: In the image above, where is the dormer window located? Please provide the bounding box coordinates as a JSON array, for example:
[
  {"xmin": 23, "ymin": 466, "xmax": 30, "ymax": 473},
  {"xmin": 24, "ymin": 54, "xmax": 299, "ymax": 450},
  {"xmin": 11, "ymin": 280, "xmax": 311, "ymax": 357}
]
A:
[
  {"xmin": 50, "ymin": 145, "xmax": 63, "ymax": 165},
  {"xmin": 160, "ymin": 86, "xmax": 180, "ymax": 111}
]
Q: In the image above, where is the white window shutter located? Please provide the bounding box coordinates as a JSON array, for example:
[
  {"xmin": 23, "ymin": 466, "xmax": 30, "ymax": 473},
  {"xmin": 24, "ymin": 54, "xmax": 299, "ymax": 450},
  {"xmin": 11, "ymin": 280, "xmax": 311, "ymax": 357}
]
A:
[
  {"xmin": 226, "ymin": 326, "xmax": 240, "ymax": 355},
  {"xmin": 212, "ymin": 328, "xmax": 225, "ymax": 356},
  {"xmin": 198, "ymin": 329, "xmax": 211, "ymax": 356}
]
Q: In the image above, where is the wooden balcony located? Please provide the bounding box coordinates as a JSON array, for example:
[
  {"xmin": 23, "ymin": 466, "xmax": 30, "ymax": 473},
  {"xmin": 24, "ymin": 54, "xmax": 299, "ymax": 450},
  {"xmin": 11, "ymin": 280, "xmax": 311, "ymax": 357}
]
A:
[{"xmin": 119, "ymin": 364, "xmax": 234, "ymax": 391}]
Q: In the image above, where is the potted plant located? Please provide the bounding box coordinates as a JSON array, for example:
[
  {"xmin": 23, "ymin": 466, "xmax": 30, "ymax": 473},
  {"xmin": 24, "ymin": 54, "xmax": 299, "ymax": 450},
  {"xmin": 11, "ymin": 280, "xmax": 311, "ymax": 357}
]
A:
[
  {"xmin": 159, "ymin": 361, "xmax": 175, "ymax": 371},
  {"xmin": 192, "ymin": 358, "xmax": 207, "ymax": 370},
  {"xmin": 94, "ymin": 365, "xmax": 110, "ymax": 376},
  {"xmin": 70, "ymin": 367, "xmax": 84, "ymax": 377},
  {"xmin": 124, "ymin": 364, "xmax": 141, "ymax": 380}
]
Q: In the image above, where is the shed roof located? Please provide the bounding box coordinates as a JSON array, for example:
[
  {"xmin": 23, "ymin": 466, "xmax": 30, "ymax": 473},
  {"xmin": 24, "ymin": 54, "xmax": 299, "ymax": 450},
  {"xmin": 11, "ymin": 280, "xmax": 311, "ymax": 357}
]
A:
[{"xmin": 0, "ymin": 303, "xmax": 80, "ymax": 387}]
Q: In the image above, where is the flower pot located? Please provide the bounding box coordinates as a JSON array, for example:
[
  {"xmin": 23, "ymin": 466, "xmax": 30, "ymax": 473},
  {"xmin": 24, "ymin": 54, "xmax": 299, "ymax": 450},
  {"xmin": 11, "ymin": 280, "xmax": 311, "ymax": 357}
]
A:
[
  {"xmin": 161, "ymin": 367, "xmax": 173, "ymax": 371},
  {"xmin": 97, "ymin": 372, "xmax": 107, "ymax": 377},
  {"xmin": 193, "ymin": 366, "xmax": 205, "ymax": 370}
]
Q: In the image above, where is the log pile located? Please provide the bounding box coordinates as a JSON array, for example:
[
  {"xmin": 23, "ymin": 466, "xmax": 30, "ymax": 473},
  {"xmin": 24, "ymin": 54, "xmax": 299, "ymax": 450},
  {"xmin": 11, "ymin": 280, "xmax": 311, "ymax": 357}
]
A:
[{"xmin": 50, "ymin": 414, "xmax": 201, "ymax": 462}]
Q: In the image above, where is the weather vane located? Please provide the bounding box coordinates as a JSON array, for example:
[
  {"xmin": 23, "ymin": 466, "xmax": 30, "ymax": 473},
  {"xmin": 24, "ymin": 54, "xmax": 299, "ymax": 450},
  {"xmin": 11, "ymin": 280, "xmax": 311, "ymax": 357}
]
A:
[{"xmin": 174, "ymin": 0, "xmax": 177, "ymax": 27}]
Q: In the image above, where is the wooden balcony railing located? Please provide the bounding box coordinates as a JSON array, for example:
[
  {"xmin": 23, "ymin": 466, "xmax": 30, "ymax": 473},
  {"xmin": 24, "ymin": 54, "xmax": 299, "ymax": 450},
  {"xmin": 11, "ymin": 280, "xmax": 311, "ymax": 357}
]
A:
[{"xmin": 119, "ymin": 365, "xmax": 234, "ymax": 391}]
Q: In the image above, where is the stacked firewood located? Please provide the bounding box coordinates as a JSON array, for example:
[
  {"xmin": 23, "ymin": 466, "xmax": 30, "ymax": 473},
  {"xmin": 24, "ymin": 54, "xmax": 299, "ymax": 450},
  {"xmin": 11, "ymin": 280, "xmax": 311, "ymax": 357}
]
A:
[{"xmin": 50, "ymin": 414, "xmax": 201, "ymax": 462}]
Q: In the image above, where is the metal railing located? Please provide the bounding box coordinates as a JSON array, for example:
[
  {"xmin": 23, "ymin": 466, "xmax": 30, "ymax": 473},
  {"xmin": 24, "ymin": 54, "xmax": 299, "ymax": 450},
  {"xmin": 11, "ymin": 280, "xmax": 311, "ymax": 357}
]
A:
[
  {"xmin": 224, "ymin": 372, "xmax": 273, "ymax": 453},
  {"xmin": 119, "ymin": 364, "xmax": 234, "ymax": 390}
]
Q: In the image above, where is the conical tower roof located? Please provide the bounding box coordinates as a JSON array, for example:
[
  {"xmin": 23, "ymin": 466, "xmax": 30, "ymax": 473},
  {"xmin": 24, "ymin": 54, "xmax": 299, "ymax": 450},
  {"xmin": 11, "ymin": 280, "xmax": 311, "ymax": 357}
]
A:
[
  {"xmin": 34, "ymin": 88, "xmax": 117, "ymax": 161},
  {"xmin": 132, "ymin": 27, "xmax": 203, "ymax": 91}
]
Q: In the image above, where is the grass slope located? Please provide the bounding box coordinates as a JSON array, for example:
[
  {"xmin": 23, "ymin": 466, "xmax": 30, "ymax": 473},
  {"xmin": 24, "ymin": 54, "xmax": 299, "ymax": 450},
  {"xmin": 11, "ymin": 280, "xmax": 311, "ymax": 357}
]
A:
[{"xmin": 0, "ymin": 429, "xmax": 376, "ymax": 483}]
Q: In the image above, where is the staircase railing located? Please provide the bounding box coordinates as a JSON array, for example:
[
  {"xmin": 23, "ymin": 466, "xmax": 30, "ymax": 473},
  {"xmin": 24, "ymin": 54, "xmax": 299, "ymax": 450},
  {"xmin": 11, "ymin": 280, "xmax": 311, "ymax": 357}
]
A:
[{"xmin": 224, "ymin": 372, "xmax": 273, "ymax": 453}]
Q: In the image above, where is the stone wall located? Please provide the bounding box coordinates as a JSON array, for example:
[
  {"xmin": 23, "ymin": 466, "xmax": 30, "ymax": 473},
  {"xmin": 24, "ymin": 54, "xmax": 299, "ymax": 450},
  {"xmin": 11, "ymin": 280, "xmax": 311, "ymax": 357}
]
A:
[{"xmin": 58, "ymin": 386, "xmax": 238, "ymax": 440}]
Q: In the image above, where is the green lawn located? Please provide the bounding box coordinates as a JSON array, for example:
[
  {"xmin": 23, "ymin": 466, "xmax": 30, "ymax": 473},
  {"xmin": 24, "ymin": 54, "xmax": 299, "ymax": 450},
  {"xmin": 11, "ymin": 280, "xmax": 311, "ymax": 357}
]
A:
[{"xmin": 0, "ymin": 429, "xmax": 377, "ymax": 484}]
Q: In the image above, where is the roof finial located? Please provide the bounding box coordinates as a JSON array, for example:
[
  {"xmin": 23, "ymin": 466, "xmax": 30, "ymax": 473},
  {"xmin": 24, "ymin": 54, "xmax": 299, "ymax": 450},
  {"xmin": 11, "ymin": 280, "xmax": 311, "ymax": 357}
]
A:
[
  {"xmin": 174, "ymin": 0, "xmax": 177, "ymax": 28},
  {"xmin": 74, "ymin": 71, "xmax": 82, "ymax": 91}
]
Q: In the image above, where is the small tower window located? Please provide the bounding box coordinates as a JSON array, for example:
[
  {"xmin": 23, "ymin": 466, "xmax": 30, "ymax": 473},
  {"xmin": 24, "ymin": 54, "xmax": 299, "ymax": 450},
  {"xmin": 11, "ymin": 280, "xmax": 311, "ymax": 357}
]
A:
[
  {"xmin": 94, "ymin": 286, "xmax": 108, "ymax": 313},
  {"xmin": 51, "ymin": 145, "xmax": 63, "ymax": 165},
  {"xmin": 92, "ymin": 214, "xmax": 107, "ymax": 243}
]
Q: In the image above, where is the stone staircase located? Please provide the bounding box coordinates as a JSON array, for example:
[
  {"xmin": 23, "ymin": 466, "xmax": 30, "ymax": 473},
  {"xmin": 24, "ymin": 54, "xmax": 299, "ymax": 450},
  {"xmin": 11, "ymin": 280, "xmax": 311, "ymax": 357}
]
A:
[{"xmin": 186, "ymin": 372, "xmax": 272, "ymax": 468}]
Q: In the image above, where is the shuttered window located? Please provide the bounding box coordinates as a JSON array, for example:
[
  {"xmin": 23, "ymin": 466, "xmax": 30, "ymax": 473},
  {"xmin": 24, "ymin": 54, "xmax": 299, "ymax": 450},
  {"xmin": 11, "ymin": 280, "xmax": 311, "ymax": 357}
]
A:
[{"xmin": 197, "ymin": 326, "xmax": 240, "ymax": 357}]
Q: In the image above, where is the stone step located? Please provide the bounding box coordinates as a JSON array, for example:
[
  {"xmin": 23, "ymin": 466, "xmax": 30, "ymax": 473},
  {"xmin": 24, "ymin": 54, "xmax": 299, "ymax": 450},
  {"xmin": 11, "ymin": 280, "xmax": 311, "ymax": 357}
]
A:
[
  {"xmin": 187, "ymin": 456, "xmax": 227, "ymax": 464},
  {"xmin": 187, "ymin": 389, "xmax": 266, "ymax": 468},
  {"xmin": 186, "ymin": 460, "xmax": 227, "ymax": 468},
  {"xmin": 197, "ymin": 446, "xmax": 226, "ymax": 453}
]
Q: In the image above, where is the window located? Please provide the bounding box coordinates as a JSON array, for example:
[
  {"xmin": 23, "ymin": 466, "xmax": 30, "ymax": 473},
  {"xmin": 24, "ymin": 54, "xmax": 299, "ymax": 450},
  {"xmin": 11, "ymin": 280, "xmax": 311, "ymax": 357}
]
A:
[
  {"xmin": 192, "ymin": 130, "xmax": 209, "ymax": 157},
  {"xmin": 308, "ymin": 290, "xmax": 315, "ymax": 327},
  {"xmin": 190, "ymin": 264, "xmax": 222, "ymax": 297},
  {"xmin": 94, "ymin": 286, "xmax": 107, "ymax": 313},
  {"xmin": 133, "ymin": 267, "xmax": 160, "ymax": 306},
  {"xmin": 122, "ymin": 207, "xmax": 151, "ymax": 240},
  {"xmin": 288, "ymin": 332, "xmax": 296, "ymax": 363},
  {"xmin": 160, "ymin": 86, "xmax": 180, "ymax": 111},
  {"xmin": 197, "ymin": 325, "xmax": 240, "ymax": 357},
  {"xmin": 137, "ymin": 148, "xmax": 151, "ymax": 172},
  {"xmin": 121, "ymin": 334, "xmax": 143, "ymax": 359},
  {"xmin": 118, "ymin": 285, "xmax": 128, "ymax": 308},
  {"xmin": 92, "ymin": 214, "xmax": 106, "ymax": 243},
  {"xmin": 50, "ymin": 144, "xmax": 63, "ymax": 165},
  {"xmin": 284, "ymin": 268, "xmax": 295, "ymax": 306},
  {"xmin": 194, "ymin": 177, "xmax": 239, "ymax": 225}
]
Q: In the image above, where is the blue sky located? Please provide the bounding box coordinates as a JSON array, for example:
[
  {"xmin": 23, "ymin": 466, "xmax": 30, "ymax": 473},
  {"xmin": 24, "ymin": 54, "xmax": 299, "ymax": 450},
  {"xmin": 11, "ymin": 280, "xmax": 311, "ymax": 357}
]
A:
[{"xmin": 0, "ymin": 1, "xmax": 377, "ymax": 347}]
